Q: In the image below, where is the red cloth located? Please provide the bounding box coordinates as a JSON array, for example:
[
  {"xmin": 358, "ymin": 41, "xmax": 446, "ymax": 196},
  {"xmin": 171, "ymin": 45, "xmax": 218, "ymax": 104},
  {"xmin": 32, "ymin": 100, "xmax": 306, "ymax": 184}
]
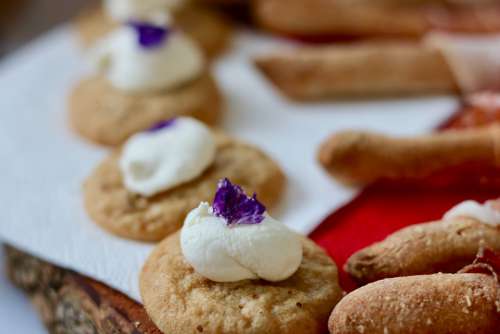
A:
[{"xmin": 309, "ymin": 107, "xmax": 500, "ymax": 291}]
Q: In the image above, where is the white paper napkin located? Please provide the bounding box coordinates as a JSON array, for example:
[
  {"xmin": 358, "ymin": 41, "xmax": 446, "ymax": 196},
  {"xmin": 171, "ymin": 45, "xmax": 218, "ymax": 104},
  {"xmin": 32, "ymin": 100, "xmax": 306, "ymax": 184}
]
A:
[{"xmin": 0, "ymin": 25, "xmax": 457, "ymax": 302}]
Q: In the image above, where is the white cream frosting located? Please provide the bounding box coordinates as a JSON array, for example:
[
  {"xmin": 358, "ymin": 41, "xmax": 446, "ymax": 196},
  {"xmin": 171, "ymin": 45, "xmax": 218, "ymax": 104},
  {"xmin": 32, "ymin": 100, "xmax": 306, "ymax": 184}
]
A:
[
  {"xmin": 91, "ymin": 24, "xmax": 204, "ymax": 93},
  {"xmin": 444, "ymin": 200, "xmax": 500, "ymax": 226},
  {"xmin": 119, "ymin": 117, "xmax": 216, "ymax": 197},
  {"xmin": 105, "ymin": 0, "xmax": 185, "ymax": 23},
  {"xmin": 180, "ymin": 203, "xmax": 304, "ymax": 282}
]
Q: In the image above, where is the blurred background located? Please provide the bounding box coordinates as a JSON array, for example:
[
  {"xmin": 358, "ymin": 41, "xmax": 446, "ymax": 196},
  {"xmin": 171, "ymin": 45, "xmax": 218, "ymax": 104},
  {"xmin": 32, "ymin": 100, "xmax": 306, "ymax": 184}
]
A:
[{"xmin": 0, "ymin": 0, "xmax": 96, "ymax": 57}]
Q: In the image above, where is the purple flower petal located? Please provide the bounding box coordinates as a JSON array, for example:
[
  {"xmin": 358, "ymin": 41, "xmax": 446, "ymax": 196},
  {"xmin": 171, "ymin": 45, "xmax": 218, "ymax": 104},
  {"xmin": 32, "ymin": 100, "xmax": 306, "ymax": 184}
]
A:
[
  {"xmin": 212, "ymin": 178, "xmax": 266, "ymax": 226},
  {"xmin": 147, "ymin": 118, "xmax": 177, "ymax": 132},
  {"xmin": 128, "ymin": 21, "xmax": 171, "ymax": 49}
]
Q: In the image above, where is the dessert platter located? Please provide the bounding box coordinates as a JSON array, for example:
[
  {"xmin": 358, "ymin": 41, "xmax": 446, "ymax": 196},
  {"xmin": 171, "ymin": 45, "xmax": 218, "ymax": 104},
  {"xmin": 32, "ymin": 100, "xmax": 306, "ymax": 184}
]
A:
[{"xmin": 1, "ymin": 0, "xmax": 500, "ymax": 333}]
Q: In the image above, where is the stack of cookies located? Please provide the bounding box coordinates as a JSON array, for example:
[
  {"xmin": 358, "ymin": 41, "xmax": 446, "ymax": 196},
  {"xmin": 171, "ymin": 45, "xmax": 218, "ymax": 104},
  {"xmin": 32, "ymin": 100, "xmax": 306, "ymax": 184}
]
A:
[{"xmin": 10, "ymin": 0, "xmax": 346, "ymax": 333}]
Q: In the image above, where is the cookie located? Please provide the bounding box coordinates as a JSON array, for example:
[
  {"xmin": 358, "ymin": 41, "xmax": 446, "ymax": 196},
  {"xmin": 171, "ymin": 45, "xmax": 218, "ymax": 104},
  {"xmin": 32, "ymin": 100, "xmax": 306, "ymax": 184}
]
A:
[
  {"xmin": 68, "ymin": 72, "xmax": 222, "ymax": 146},
  {"xmin": 174, "ymin": 3, "xmax": 232, "ymax": 59},
  {"xmin": 140, "ymin": 231, "xmax": 343, "ymax": 334},
  {"xmin": 75, "ymin": 3, "xmax": 232, "ymax": 59},
  {"xmin": 83, "ymin": 134, "xmax": 285, "ymax": 241}
]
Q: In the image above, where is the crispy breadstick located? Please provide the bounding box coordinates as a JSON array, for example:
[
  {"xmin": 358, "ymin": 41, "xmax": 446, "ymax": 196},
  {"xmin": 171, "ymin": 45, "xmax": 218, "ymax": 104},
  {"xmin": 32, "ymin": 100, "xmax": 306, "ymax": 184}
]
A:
[
  {"xmin": 346, "ymin": 217, "xmax": 500, "ymax": 284},
  {"xmin": 328, "ymin": 272, "xmax": 500, "ymax": 334},
  {"xmin": 203, "ymin": 0, "xmax": 247, "ymax": 4},
  {"xmin": 334, "ymin": 0, "xmax": 499, "ymax": 7},
  {"xmin": 252, "ymin": 0, "xmax": 500, "ymax": 38},
  {"xmin": 318, "ymin": 125, "xmax": 500, "ymax": 187},
  {"xmin": 340, "ymin": 0, "xmax": 496, "ymax": 4},
  {"xmin": 255, "ymin": 42, "xmax": 458, "ymax": 99},
  {"xmin": 252, "ymin": 1, "xmax": 426, "ymax": 37}
]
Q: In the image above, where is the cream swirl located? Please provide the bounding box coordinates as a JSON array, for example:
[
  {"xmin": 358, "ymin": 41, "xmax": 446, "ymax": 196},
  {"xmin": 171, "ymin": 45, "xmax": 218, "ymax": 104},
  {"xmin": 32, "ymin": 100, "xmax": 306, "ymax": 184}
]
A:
[
  {"xmin": 91, "ymin": 23, "xmax": 203, "ymax": 93},
  {"xmin": 105, "ymin": 0, "xmax": 185, "ymax": 23},
  {"xmin": 444, "ymin": 200, "xmax": 500, "ymax": 226},
  {"xmin": 181, "ymin": 199, "xmax": 303, "ymax": 283},
  {"xmin": 119, "ymin": 117, "xmax": 216, "ymax": 197}
]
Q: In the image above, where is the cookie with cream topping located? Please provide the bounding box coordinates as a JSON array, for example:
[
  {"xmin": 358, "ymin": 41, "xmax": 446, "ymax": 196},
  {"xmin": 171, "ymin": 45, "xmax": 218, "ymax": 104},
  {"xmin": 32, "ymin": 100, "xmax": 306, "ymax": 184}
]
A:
[
  {"xmin": 83, "ymin": 117, "xmax": 285, "ymax": 241},
  {"xmin": 140, "ymin": 180, "xmax": 343, "ymax": 334},
  {"xmin": 346, "ymin": 198, "xmax": 500, "ymax": 285},
  {"xmin": 69, "ymin": 20, "xmax": 222, "ymax": 146},
  {"xmin": 75, "ymin": 0, "xmax": 232, "ymax": 58}
]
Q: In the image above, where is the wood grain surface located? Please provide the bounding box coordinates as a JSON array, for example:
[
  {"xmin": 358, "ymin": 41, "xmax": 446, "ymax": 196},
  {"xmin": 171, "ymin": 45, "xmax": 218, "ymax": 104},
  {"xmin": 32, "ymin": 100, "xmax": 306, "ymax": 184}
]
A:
[{"xmin": 4, "ymin": 245, "xmax": 161, "ymax": 334}]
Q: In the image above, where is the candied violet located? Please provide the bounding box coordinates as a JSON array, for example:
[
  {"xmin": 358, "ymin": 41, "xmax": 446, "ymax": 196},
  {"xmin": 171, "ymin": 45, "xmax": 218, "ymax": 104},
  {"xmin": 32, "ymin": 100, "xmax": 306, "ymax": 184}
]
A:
[
  {"xmin": 147, "ymin": 118, "xmax": 177, "ymax": 132},
  {"xmin": 128, "ymin": 21, "xmax": 170, "ymax": 49},
  {"xmin": 212, "ymin": 178, "xmax": 266, "ymax": 226}
]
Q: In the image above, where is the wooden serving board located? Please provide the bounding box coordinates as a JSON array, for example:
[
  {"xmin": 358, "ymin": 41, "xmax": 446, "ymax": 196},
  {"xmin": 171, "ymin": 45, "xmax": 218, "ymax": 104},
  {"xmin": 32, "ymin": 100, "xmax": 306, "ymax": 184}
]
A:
[{"xmin": 4, "ymin": 246, "xmax": 160, "ymax": 334}]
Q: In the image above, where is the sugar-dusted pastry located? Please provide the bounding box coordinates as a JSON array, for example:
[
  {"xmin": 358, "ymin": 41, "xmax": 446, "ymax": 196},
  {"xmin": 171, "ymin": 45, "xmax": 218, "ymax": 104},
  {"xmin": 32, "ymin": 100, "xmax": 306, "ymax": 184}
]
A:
[
  {"xmin": 346, "ymin": 199, "xmax": 500, "ymax": 284},
  {"xmin": 69, "ymin": 20, "xmax": 222, "ymax": 146},
  {"xmin": 140, "ymin": 179, "xmax": 343, "ymax": 334},
  {"xmin": 252, "ymin": 0, "xmax": 500, "ymax": 38},
  {"xmin": 256, "ymin": 33, "xmax": 500, "ymax": 100},
  {"xmin": 318, "ymin": 125, "xmax": 500, "ymax": 187},
  {"xmin": 83, "ymin": 117, "xmax": 285, "ymax": 241},
  {"xmin": 75, "ymin": 0, "xmax": 232, "ymax": 58},
  {"xmin": 330, "ymin": 250, "xmax": 500, "ymax": 334}
]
